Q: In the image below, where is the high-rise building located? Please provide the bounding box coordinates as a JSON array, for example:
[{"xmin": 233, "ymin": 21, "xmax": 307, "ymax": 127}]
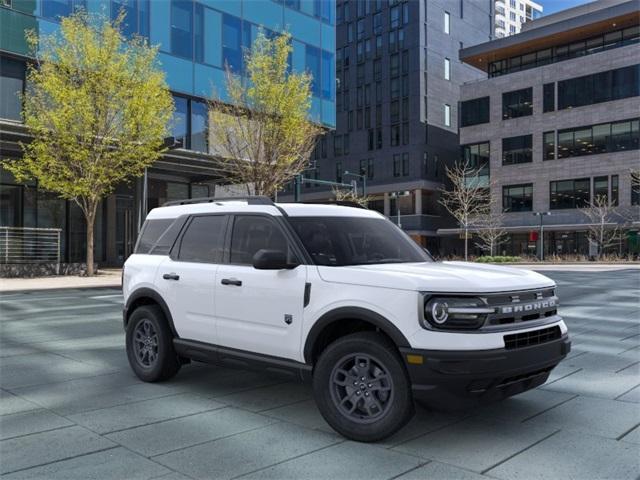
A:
[
  {"xmin": 0, "ymin": 0, "xmax": 335, "ymax": 267},
  {"xmin": 283, "ymin": 0, "xmax": 492, "ymax": 254},
  {"xmin": 494, "ymin": 0, "xmax": 542, "ymax": 38},
  {"xmin": 452, "ymin": 0, "xmax": 639, "ymax": 257}
]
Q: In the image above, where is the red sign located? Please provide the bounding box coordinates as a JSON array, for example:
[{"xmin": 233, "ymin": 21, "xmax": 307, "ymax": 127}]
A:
[{"xmin": 529, "ymin": 231, "xmax": 539, "ymax": 242}]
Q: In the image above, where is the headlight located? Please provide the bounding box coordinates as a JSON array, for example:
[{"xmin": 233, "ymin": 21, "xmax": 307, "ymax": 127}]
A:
[{"xmin": 422, "ymin": 296, "xmax": 494, "ymax": 330}]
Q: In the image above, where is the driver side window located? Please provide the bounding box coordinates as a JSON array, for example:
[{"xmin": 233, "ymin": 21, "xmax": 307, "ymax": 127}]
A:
[{"xmin": 229, "ymin": 216, "xmax": 293, "ymax": 265}]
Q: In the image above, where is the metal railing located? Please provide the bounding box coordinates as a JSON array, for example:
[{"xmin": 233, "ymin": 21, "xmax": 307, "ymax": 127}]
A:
[{"xmin": 0, "ymin": 227, "xmax": 62, "ymax": 269}]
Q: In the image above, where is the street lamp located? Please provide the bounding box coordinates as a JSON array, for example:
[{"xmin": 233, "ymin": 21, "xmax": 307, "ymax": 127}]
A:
[
  {"xmin": 343, "ymin": 171, "xmax": 367, "ymax": 197},
  {"xmin": 390, "ymin": 191, "xmax": 411, "ymax": 228},
  {"xmin": 533, "ymin": 211, "xmax": 551, "ymax": 261}
]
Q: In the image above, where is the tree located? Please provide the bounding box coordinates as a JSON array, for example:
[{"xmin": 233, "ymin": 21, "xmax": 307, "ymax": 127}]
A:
[
  {"xmin": 4, "ymin": 11, "xmax": 173, "ymax": 276},
  {"xmin": 439, "ymin": 160, "xmax": 491, "ymax": 261},
  {"xmin": 473, "ymin": 202, "xmax": 508, "ymax": 257},
  {"xmin": 331, "ymin": 186, "xmax": 371, "ymax": 208},
  {"xmin": 580, "ymin": 194, "xmax": 626, "ymax": 259},
  {"xmin": 208, "ymin": 31, "xmax": 320, "ymax": 197}
]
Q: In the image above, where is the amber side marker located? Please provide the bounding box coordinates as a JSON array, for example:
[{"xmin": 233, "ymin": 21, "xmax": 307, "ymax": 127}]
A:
[{"xmin": 406, "ymin": 354, "xmax": 424, "ymax": 365}]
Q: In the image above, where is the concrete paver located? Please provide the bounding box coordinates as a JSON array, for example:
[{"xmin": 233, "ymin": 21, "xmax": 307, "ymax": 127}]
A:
[
  {"xmin": 522, "ymin": 395, "xmax": 640, "ymax": 439},
  {"xmin": 3, "ymin": 447, "xmax": 170, "ymax": 480},
  {"xmin": 486, "ymin": 430, "xmax": 640, "ymax": 480},
  {"xmin": 392, "ymin": 417, "xmax": 558, "ymax": 473},
  {"xmin": 106, "ymin": 408, "xmax": 278, "ymax": 457},
  {"xmin": 236, "ymin": 440, "xmax": 423, "ymax": 480},
  {"xmin": 1, "ymin": 269, "xmax": 639, "ymax": 479},
  {"xmin": 154, "ymin": 423, "xmax": 341, "ymax": 480}
]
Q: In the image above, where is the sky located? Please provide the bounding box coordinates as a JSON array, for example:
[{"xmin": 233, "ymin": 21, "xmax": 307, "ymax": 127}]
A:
[{"xmin": 542, "ymin": 0, "xmax": 595, "ymax": 15}]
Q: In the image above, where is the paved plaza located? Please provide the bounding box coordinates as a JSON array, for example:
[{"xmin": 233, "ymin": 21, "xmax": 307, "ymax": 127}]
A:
[{"xmin": 0, "ymin": 268, "xmax": 639, "ymax": 479}]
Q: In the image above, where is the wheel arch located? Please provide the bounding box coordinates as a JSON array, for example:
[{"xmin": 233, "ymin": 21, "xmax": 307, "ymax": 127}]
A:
[
  {"xmin": 124, "ymin": 287, "xmax": 179, "ymax": 338},
  {"xmin": 303, "ymin": 307, "xmax": 410, "ymax": 365}
]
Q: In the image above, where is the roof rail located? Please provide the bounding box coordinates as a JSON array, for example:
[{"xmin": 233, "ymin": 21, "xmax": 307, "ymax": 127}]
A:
[
  {"xmin": 162, "ymin": 195, "xmax": 275, "ymax": 207},
  {"xmin": 300, "ymin": 200, "xmax": 367, "ymax": 209}
]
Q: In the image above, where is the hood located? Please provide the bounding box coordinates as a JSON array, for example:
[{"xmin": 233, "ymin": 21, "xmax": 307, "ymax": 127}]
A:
[{"xmin": 316, "ymin": 261, "xmax": 555, "ymax": 293}]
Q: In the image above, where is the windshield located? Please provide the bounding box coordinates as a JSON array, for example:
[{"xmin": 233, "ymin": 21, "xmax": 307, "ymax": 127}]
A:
[{"xmin": 288, "ymin": 216, "xmax": 431, "ymax": 266}]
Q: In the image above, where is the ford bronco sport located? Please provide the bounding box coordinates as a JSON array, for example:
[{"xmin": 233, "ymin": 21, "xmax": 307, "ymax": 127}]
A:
[{"xmin": 123, "ymin": 196, "xmax": 570, "ymax": 442}]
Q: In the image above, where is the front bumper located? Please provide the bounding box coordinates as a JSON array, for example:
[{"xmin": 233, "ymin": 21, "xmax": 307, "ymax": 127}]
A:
[{"xmin": 400, "ymin": 334, "xmax": 571, "ymax": 409}]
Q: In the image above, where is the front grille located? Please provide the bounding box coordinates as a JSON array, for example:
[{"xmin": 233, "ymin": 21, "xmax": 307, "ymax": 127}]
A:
[
  {"xmin": 484, "ymin": 288, "xmax": 558, "ymax": 328},
  {"xmin": 504, "ymin": 326, "xmax": 561, "ymax": 350}
]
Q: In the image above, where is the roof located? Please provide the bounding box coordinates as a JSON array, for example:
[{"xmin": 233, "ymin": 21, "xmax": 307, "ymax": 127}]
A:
[
  {"xmin": 145, "ymin": 201, "xmax": 382, "ymax": 220},
  {"xmin": 460, "ymin": 0, "xmax": 638, "ymax": 72}
]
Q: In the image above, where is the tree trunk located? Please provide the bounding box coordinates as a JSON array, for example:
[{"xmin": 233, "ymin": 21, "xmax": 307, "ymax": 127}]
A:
[
  {"xmin": 464, "ymin": 226, "xmax": 468, "ymax": 261},
  {"xmin": 84, "ymin": 204, "xmax": 97, "ymax": 276}
]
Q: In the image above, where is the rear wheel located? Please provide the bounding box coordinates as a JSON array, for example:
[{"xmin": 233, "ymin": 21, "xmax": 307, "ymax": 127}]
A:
[
  {"xmin": 126, "ymin": 305, "xmax": 181, "ymax": 382},
  {"xmin": 313, "ymin": 332, "xmax": 414, "ymax": 442}
]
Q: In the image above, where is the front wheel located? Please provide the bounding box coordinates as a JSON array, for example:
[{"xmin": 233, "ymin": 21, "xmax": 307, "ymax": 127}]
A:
[{"xmin": 312, "ymin": 332, "xmax": 414, "ymax": 442}]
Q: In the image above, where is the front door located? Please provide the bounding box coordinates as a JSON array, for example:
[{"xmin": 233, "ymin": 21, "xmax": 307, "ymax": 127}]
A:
[
  {"xmin": 215, "ymin": 215, "xmax": 307, "ymax": 361},
  {"xmin": 157, "ymin": 214, "xmax": 228, "ymax": 345}
]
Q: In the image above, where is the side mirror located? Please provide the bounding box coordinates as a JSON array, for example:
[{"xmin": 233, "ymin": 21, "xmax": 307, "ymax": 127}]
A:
[{"xmin": 252, "ymin": 249, "xmax": 297, "ymax": 270}]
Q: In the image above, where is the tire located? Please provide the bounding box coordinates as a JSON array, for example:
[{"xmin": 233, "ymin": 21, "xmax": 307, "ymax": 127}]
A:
[
  {"xmin": 312, "ymin": 332, "xmax": 414, "ymax": 442},
  {"xmin": 126, "ymin": 305, "xmax": 181, "ymax": 382}
]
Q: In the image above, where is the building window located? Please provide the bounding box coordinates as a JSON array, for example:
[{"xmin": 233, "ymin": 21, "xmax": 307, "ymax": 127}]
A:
[
  {"xmin": 632, "ymin": 173, "xmax": 640, "ymax": 206},
  {"xmin": 611, "ymin": 175, "xmax": 619, "ymax": 206},
  {"xmin": 557, "ymin": 118, "xmax": 640, "ymax": 159},
  {"xmin": 344, "ymin": 134, "xmax": 350, "ymax": 155},
  {"xmin": 171, "ymin": 95, "xmax": 189, "ymax": 148},
  {"xmin": 0, "ymin": 56, "xmax": 25, "ymax": 121},
  {"xmin": 376, "ymin": 129, "xmax": 383, "ymax": 149},
  {"xmin": 402, "ymin": 122, "xmax": 409, "ymax": 145},
  {"xmin": 171, "ymin": 0, "xmax": 194, "ymax": 59},
  {"xmin": 594, "ymin": 175, "xmax": 609, "ymax": 203},
  {"xmin": 503, "ymin": 184, "xmax": 533, "ymax": 212},
  {"xmin": 543, "ymin": 131, "xmax": 555, "ymax": 160},
  {"xmin": 503, "ymin": 87, "xmax": 533, "ymax": 119},
  {"xmin": 390, "ymin": 54, "xmax": 399, "ymax": 77},
  {"xmin": 41, "ymin": 0, "xmax": 85, "ymax": 21},
  {"xmin": 444, "ymin": 11, "xmax": 450, "ymax": 34},
  {"xmin": 550, "ymin": 178, "xmax": 591, "ymax": 210},
  {"xmin": 488, "ymin": 27, "xmax": 640, "ymax": 78},
  {"xmin": 460, "ymin": 96, "xmax": 490, "ymax": 127},
  {"xmin": 374, "ymin": 13, "xmax": 383, "ymax": 34},
  {"xmin": 390, "ymin": 5, "xmax": 400, "ymax": 29},
  {"xmin": 402, "ymin": 153, "xmax": 410, "ymax": 176},
  {"xmin": 391, "ymin": 125, "xmax": 400, "ymax": 146},
  {"xmin": 502, "ymin": 134, "xmax": 532, "ymax": 165},
  {"xmin": 558, "ymin": 64, "xmax": 640, "ymax": 110},
  {"xmin": 368, "ymin": 129, "xmax": 374, "ymax": 150},
  {"xmin": 393, "ymin": 154, "xmax": 401, "ymax": 177},
  {"xmin": 321, "ymin": 51, "xmax": 335, "ymax": 101},
  {"xmin": 306, "ymin": 45, "xmax": 321, "ymax": 97},
  {"xmin": 112, "ymin": 0, "xmax": 150, "ymax": 38},
  {"xmin": 334, "ymin": 135, "xmax": 343, "ymax": 156},
  {"xmin": 461, "ymin": 142, "xmax": 490, "ymax": 180},
  {"xmin": 336, "ymin": 161, "xmax": 343, "ymax": 183},
  {"xmin": 190, "ymin": 100, "xmax": 208, "ymax": 153},
  {"xmin": 444, "ymin": 58, "xmax": 451, "ymax": 80},
  {"xmin": 543, "ymin": 83, "xmax": 555, "ymax": 112},
  {"xmin": 444, "ymin": 104, "xmax": 451, "ymax": 127}
]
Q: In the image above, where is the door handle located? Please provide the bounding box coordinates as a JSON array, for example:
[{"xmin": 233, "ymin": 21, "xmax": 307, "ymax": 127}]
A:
[
  {"xmin": 163, "ymin": 273, "xmax": 180, "ymax": 281},
  {"xmin": 221, "ymin": 278, "xmax": 242, "ymax": 286}
]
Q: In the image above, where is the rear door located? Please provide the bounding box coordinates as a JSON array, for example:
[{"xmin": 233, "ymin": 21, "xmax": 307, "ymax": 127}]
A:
[
  {"xmin": 214, "ymin": 214, "xmax": 307, "ymax": 361},
  {"xmin": 157, "ymin": 214, "xmax": 228, "ymax": 345}
]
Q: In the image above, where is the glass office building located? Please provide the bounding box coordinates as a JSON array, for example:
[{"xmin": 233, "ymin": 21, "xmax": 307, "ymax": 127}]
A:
[{"xmin": 0, "ymin": 0, "xmax": 335, "ymax": 267}]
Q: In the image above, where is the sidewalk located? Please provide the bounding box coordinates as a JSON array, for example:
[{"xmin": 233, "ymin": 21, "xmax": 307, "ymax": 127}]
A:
[
  {"xmin": 0, "ymin": 269, "xmax": 122, "ymax": 293},
  {"xmin": 510, "ymin": 263, "xmax": 640, "ymax": 271}
]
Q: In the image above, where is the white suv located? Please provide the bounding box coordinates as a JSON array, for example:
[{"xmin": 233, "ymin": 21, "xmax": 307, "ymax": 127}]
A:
[{"xmin": 123, "ymin": 196, "xmax": 570, "ymax": 442}]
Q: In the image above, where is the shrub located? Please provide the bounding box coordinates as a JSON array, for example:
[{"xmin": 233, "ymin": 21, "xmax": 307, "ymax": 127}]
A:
[{"xmin": 475, "ymin": 256, "xmax": 522, "ymax": 263}]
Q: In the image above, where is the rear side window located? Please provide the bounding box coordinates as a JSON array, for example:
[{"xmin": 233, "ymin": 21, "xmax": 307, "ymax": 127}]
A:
[
  {"xmin": 135, "ymin": 219, "xmax": 174, "ymax": 254},
  {"xmin": 177, "ymin": 215, "xmax": 227, "ymax": 263}
]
